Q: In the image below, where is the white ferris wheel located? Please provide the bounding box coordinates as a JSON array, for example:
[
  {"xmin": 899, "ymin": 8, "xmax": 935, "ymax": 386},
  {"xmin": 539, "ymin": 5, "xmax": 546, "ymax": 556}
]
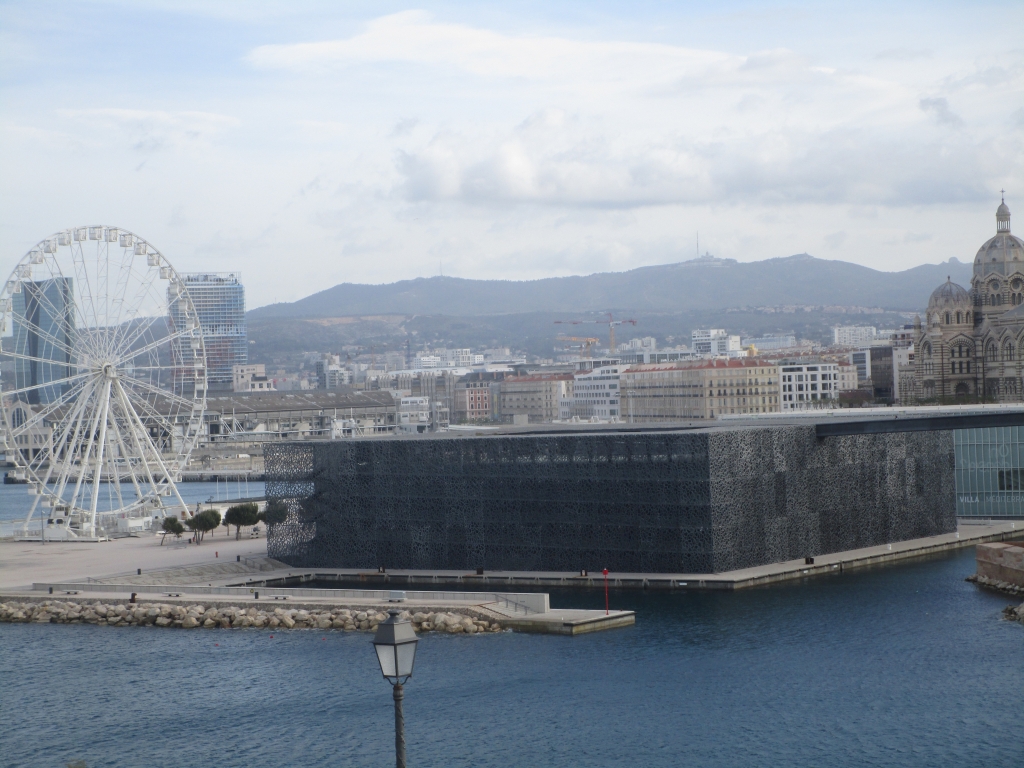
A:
[{"xmin": 0, "ymin": 226, "xmax": 207, "ymax": 539}]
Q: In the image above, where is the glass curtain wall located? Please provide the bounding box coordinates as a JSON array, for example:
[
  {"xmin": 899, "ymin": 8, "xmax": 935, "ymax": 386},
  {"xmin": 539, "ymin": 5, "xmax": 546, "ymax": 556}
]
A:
[{"xmin": 954, "ymin": 426, "xmax": 1024, "ymax": 519}]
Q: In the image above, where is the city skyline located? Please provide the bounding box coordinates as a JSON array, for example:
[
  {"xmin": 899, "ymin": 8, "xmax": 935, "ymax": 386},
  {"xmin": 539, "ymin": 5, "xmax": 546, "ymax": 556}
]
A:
[{"xmin": 1, "ymin": 1, "xmax": 1022, "ymax": 309}]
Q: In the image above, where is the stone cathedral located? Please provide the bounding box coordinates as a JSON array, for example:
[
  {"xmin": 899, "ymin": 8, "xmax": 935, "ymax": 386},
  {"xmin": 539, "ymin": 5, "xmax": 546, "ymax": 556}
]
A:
[{"xmin": 914, "ymin": 197, "xmax": 1024, "ymax": 401}]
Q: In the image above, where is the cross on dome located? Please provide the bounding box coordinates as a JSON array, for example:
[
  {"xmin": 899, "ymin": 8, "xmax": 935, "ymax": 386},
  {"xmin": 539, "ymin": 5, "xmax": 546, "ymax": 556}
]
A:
[{"xmin": 996, "ymin": 193, "xmax": 1011, "ymax": 233}]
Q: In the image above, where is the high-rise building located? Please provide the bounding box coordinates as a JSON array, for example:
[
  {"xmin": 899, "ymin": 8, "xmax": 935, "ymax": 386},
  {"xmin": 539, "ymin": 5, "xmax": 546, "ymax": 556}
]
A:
[
  {"xmin": 170, "ymin": 273, "xmax": 246, "ymax": 392},
  {"xmin": 12, "ymin": 277, "xmax": 75, "ymax": 405}
]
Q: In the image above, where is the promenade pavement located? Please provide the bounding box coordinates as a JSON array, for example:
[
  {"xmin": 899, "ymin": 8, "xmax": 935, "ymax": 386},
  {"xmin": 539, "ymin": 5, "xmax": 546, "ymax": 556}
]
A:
[{"xmin": 0, "ymin": 532, "xmax": 267, "ymax": 591}]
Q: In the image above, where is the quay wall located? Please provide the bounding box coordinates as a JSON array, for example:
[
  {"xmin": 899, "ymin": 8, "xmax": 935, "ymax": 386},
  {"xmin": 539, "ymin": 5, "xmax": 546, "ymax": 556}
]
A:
[{"xmin": 264, "ymin": 426, "xmax": 956, "ymax": 574}]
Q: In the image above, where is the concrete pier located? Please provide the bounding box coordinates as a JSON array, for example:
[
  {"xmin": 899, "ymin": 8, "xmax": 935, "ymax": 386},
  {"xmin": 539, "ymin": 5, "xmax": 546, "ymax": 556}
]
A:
[{"xmin": 0, "ymin": 536, "xmax": 634, "ymax": 635}]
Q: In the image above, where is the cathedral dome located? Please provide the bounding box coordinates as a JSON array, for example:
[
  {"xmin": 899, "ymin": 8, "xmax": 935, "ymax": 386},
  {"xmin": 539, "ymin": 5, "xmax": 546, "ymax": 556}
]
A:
[
  {"xmin": 928, "ymin": 277, "xmax": 970, "ymax": 308},
  {"xmin": 974, "ymin": 195, "xmax": 1024, "ymax": 278}
]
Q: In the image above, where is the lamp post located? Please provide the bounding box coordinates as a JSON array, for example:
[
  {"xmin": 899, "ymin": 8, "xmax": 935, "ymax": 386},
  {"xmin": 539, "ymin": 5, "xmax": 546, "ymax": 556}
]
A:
[{"xmin": 372, "ymin": 609, "xmax": 419, "ymax": 768}]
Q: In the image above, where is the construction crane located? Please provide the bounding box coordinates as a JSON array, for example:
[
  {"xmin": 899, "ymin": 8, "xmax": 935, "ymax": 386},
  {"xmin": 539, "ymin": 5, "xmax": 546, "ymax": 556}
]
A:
[
  {"xmin": 556, "ymin": 335, "xmax": 601, "ymax": 359},
  {"xmin": 555, "ymin": 313, "xmax": 638, "ymax": 354}
]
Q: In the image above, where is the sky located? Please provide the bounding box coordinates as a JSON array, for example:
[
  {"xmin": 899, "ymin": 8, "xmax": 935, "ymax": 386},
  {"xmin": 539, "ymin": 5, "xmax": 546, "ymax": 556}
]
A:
[{"xmin": 1, "ymin": 1, "xmax": 1022, "ymax": 309}]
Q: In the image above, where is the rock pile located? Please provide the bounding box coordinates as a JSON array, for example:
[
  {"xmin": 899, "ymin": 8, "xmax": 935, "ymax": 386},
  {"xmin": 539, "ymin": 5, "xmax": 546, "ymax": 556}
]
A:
[
  {"xmin": 966, "ymin": 573, "xmax": 1024, "ymax": 596},
  {"xmin": 1002, "ymin": 602, "xmax": 1024, "ymax": 626},
  {"xmin": 0, "ymin": 600, "xmax": 502, "ymax": 634}
]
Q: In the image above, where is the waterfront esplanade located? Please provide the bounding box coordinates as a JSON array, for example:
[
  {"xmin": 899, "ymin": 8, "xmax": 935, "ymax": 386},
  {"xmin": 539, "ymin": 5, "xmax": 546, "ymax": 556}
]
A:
[{"xmin": 264, "ymin": 411, "xmax": 1024, "ymax": 574}]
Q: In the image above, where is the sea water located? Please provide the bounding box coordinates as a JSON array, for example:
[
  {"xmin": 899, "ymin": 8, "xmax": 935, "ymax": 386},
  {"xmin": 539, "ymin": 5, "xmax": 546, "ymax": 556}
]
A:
[
  {"xmin": 0, "ymin": 481, "xmax": 263, "ymax": 536},
  {"xmin": 1, "ymin": 547, "xmax": 1022, "ymax": 767}
]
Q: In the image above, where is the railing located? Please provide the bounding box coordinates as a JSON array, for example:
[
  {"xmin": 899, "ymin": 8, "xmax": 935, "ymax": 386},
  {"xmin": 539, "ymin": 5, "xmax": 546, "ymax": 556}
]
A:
[{"xmin": 490, "ymin": 594, "xmax": 541, "ymax": 616}]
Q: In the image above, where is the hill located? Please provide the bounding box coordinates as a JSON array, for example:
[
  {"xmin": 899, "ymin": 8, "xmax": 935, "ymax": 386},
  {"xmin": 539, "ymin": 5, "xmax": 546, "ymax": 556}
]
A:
[{"xmin": 248, "ymin": 254, "xmax": 972, "ymax": 319}]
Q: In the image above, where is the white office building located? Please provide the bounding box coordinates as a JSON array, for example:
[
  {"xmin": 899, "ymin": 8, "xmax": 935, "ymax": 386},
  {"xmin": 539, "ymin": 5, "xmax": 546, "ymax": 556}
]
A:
[
  {"xmin": 742, "ymin": 335, "xmax": 797, "ymax": 351},
  {"xmin": 833, "ymin": 326, "xmax": 877, "ymax": 347},
  {"xmin": 692, "ymin": 329, "xmax": 741, "ymax": 356},
  {"xmin": 569, "ymin": 365, "xmax": 622, "ymax": 421},
  {"xmin": 316, "ymin": 354, "xmax": 352, "ymax": 389},
  {"xmin": 233, "ymin": 364, "xmax": 276, "ymax": 392},
  {"xmin": 779, "ymin": 363, "xmax": 842, "ymax": 409}
]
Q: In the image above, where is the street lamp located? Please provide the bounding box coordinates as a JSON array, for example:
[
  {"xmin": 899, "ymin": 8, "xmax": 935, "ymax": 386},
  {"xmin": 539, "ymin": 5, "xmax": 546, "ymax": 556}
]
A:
[{"xmin": 372, "ymin": 609, "xmax": 419, "ymax": 768}]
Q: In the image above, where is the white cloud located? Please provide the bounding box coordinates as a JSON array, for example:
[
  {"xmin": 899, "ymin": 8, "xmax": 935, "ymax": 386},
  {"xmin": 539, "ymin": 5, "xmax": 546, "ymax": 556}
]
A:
[
  {"xmin": 244, "ymin": 13, "xmax": 1022, "ymax": 212},
  {"xmin": 247, "ymin": 10, "xmax": 730, "ymax": 87},
  {"xmin": 2, "ymin": 3, "xmax": 1023, "ymax": 307},
  {"xmin": 55, "ymin": 109, "xmax": 237, "ymax": 153},
  {"xmin": 918, "ymin": 97, "xmax": 963, "ymax": 128}
]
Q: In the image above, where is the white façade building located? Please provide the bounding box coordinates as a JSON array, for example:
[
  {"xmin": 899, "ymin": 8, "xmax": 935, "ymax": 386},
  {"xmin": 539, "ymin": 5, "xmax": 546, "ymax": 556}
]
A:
[
  {"xmin": 570, "ymin": 365, "xmax": 622, "ymax": 421},
  {"xmin": 779, "ymin": 362, "xmax": 842, "ymax": 410}
]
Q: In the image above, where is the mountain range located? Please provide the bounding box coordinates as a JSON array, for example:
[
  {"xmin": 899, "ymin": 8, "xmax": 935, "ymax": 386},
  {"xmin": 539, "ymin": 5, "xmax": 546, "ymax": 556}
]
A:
[{"xmin": 249, "ymin": 254, "xmax": 973, "ymax": 319}]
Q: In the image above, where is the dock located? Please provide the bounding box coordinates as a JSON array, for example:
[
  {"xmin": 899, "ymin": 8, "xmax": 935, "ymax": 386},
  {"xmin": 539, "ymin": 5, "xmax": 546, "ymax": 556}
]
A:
[
  {"xmin": 225, "ymin": 520, "xmax": 1024, "ymax": 592},
  {"xmin": 0, "ymin": 537, "xmax": 634, "ymax": 635}
]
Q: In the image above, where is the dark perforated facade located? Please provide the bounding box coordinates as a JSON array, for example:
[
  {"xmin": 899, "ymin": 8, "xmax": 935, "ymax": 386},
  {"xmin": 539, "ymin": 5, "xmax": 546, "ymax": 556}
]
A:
[{"xmin": 264, "ymin": 426, "xmax": 956, "ymax": 574}]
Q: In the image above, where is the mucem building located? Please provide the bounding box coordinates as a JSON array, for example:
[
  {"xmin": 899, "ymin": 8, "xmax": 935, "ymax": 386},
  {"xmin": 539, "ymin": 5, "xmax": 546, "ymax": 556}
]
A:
[{"xmin": 265, "ymin": 424, "xmax": 956, "ymax": 574}]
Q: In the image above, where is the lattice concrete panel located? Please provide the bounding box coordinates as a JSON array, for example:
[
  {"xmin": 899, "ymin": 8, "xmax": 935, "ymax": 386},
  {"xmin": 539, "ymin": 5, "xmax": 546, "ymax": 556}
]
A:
[
  {"xmin": 265, "ymin": 426, "xmax": 956, "ymax": 574},
  {"xmin": 706, "ymin": 427, "xmax": 955, "ymax": 572}
]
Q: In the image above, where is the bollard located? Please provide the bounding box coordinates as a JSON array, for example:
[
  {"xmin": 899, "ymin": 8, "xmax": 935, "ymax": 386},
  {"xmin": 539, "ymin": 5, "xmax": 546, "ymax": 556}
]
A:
[
  {"xmin": 137, "ymin": 568, "xmax": 142, "ymax": 575},
  {"xmin": 237, "ymin": 555, "xmax": 240, "ymax": 562},
  {"xmin": 48, "ymin": 587, "xmax": 53, "ymax": 594}
]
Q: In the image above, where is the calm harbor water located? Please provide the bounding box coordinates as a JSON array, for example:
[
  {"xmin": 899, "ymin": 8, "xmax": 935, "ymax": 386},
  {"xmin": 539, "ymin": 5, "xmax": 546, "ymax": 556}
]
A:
[
  {"xmin": 0, "ymin": 481, "xmax": 263, "ymax": 529},
  {"xmin": 1, "ymin": 547, "xmax": 1023, "ymax": 768}
]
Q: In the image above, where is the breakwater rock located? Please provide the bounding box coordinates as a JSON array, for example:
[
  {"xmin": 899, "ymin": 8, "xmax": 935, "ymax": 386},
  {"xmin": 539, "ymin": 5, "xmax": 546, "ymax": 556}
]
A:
[
  {"xmin": 966, "ymin": 573, "xmax": 1024, "ymax": 597},
  {"xmin": 0, "ymin": 600, "xmax": 502, "ymax": 634},
  {"xmin": 1002, "ymin": 602, "xmax": 1024, "ymax": 625}
]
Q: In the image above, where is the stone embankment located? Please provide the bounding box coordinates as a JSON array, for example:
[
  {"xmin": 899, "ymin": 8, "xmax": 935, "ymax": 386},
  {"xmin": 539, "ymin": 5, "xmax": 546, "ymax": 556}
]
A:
[
  {"xmin": 965, "ymin": 574, "xmax": 1024, "ymax": 627},
  {"xmin": 965, "ymin": 573, "xmax": 1024, "ymax": 597},
  {"xmin": 0, "ymin": 600, "xmax": 502, "ymax": 634},
  {"xmin": 1002, "ymin": 602, "xmax": 1024, "ymax": 626}
]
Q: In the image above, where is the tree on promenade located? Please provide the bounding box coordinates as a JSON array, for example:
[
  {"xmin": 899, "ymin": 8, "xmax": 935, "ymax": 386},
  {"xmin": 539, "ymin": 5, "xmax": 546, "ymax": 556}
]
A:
[
  {"xmin": 261, "ymin": 500, "xmax": 288, "ymax": 527},
  {"xmin": 160, "ymin": 516, "xmax": 185, "ymax": 545},
  {"xmin": 224, "ymin": 502, "xmax": 260, "ymax": 539},
  {"xmin": 185, "ymin": 509, "xmax": 222, "ymax": 543}
]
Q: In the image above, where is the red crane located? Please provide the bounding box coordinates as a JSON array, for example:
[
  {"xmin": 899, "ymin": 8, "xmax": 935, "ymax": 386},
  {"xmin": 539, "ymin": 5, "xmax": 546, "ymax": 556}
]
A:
[{"xmin": 555, "ymin": 314, "xmax": 637, "ymax": 354}]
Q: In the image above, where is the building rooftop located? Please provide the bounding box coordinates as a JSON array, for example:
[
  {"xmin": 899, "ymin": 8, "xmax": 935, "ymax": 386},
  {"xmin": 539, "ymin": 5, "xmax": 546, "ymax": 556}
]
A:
[
  {"xmin": 290, "ymin": 403, "xmax": 1024, "ymax": 443},
  {"xmin": 203, "ymin": 390, "xmax": 395, "ymax": 414},
  {"xmin": 625, "ymin": 358, "xmax": 780, "ymax": 372},
  {"xmin": 504, "ymin": 373, "xmax": 575, "ymax": 382}
]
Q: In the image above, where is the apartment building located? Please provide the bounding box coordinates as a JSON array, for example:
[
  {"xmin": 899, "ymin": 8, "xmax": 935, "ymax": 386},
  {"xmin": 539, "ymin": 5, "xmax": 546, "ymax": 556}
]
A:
[
  {"xmin": 499, "ymin": 373, "xmax": 574, "ymax": 423},
  {"xmin": 570, "ymin": 365, "xmax": 622, "ymax": 421},
  {"xmin": 452, "ymin": 371, "xmax": 506, "ymax": 422},
  {"xmin": 621, "ymin": 359, "xmax": 781, "ymax": 421},
  {"xmin": 692, "ymin": 329, "xmax": 741, "ymax": 356},
  {"xmin": 832, "ymin": 326, "xmax": 877, "ymax": 347},
  {"xmin": 779, "ymin": 362, "xmax": 843, "ymax": 409},
  {"xmin": 232, "ymin": 363, "xmax": 275, "ymax": 392}
]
